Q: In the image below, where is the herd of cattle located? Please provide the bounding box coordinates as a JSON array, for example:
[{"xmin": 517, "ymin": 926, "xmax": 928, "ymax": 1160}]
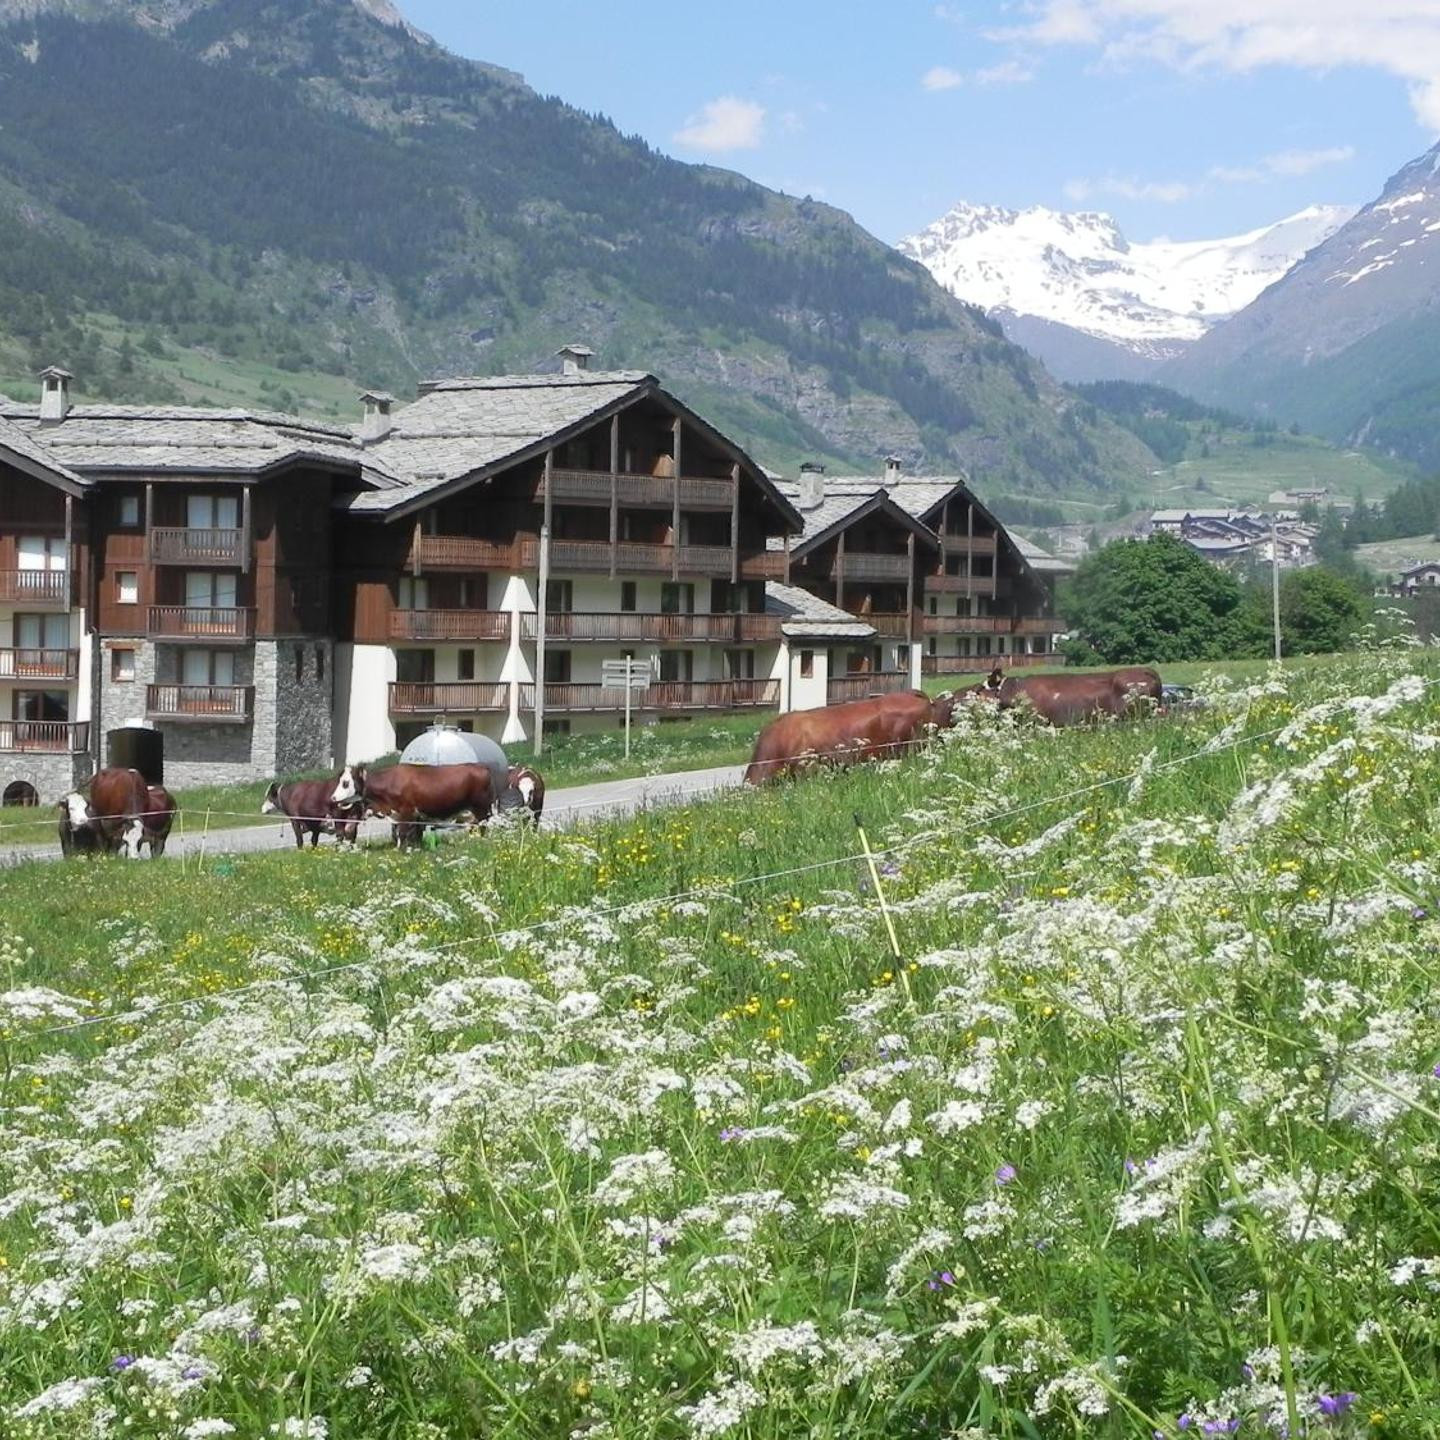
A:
[{"xmin": 55, "ymin": 664, "xmax": 1165, "ymax": 859}]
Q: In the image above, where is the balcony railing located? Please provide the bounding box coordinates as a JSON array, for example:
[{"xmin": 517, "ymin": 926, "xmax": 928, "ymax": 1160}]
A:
[
  {"xmin": 861, "ymin": 612, "xmax": 915, "ymax": 637},
  {"xmin": 389, "ymin": 681, "xmax": 510, "ymax": 714},
  {"xmin": 0, "ymin": 570, "xmax": 70, "ymax": 607},
  {"xmin": 0, "ymin": 648, "xmax": 80, "ymax": 681},
  {"xmin": 825, "ymin": 672, "xmax": 913, "ymax": 704},
  {"xmin": 925, "ymin": 574, "xmax": 1011, "ymax": 596},
  {"xmin": 389, "ymin": 609, "xmax": 511, "ymax": 641},
  {"xmin": 0, "ymin": 719, "xmax": 89, "ymax": 753},
  {"xmin": 828, "ymin": 553, "xmax": 912, "ymax": 581},
  {"xmin": 406, "ymin": 536, "xmax": 521, "ymax": 571},
  {"xmin": 519, "ymin": 539, "xmax": 783, "ymax": 580},
  {"xmin": 540, "ymin": 468, "xmax": 737, "ymax": 510},
  {"xmin": 145, "ymin": 684, "xmax": 254, "ymax": 722},
  {"xmin": 922, "ymin": 653, "xmax": 1052, "ymax": 676},
  {"xmin": 521, "ymin": 611, "xmax": 782, "ymax": 643},
  {"xmin": 922, "ymin": 614, "xmax": 1057, "ymax": 636},
  {"xmin": 520, "ymin": 678, "xmax": 780, "ymax": 712},
  {"xmin": 147, "ymin": 606, "xmax": 255, "ymax": 642},
  {"xmin": 935, "ymin": 533, "xmax": 998, "ymax": 555},
  {"xmin": 148, "ymin": 527, "xmax": 246, "ymax": 566}
]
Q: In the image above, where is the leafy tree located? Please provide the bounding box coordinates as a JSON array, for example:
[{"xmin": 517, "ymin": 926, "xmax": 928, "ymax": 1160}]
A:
[
  {"xmin": 1058, "ymin": 532, "xmax": 1265, "ymax": 663},
  {"xmin": 1313, "ymin": 507, "xmax": 1351, "ymax": 561},
  {"xmin": 1278, "ymin": 567, "xmax": 1368, "ymax": 654}
]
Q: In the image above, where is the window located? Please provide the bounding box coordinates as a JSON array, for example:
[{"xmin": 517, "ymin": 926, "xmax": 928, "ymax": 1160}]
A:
[
  {"xmin": 542, "ymin": 719, "xmax": 571, "ymax": 737},
  {"xmin": 660, "ymin": 582, "xmax": 694, "ymax": 615},
  {"xmin": 657, "ymin": 650, "xmax": 693, "ymax": 683},
  {"xmin": 18, "ymin": 535, "xmax": 66, "ymax": 572},
  {"xmin": 620, "ymin": 581, "xmax": 637, "ymax": 613},
  {"xmin": 396, "ymin": 650, "xmax": 435, "ymax": 684},
  {"xmin": 977, "ymin": 637, "xmax": 992, "ymax": 657},
  {"xmin": 398, "ymin": 576, "xmax": 429, "ymax": 611},
  {"xmin": 15, "ymin": 690, "xmax": 69, "ymax": 722},
  {"xmin": 457, "ymin": 575, "xmax": 487, "ymax": 610},
  {"xmin": 315, "ymin": 646, "xmax": 325, "ymax": 682},
  {"xmin": 543, "ymin": 650, "xmax": 571, "ymax": 683},
  {"xmin": 722, "ymin": 649, "xmax": 755, "ymax": 680},
  {"xmin": 117, "ymin": 571, "xmax": 139, "ymax": 605},
  {"xmin": 457, "ymin": 649, "xmax": 476, "ymax": 681},
  {"xmin": 545, "ymin": 579, "xmax": 573, "ymax": 614},
  {"xmin": 181, "ymin": 649, "xmax": 235, "ymax": 686},
  {"xmin": 928, "ymin": 596, "xmax": 938, "ymax": 615},
  {"xmin": 928, "ymin": 639, "xmax": 936, "ymax": 656},
  {"xmin": 111, "ymin": 648, "xmax": 136, "ymax": 682},
  {"xmin": 799, "ymin": 650, "xmax": 814, "ymax": 678},
  {"xmin": 1033, "ymin": 637, "xmax": 1047, "ymax": 654},
  {"xmin": 119, "ymin": 495, "xmax": 140, "ymax": 528},
  {"xmin": 184, "ymin": 571, "xmax": 237, "ymax": 609},
  {"xmin": 187, "ymin": 493, "xmax": 240, "ymax": 530},
  {"xmin": 16, "ymin": 613, "xmax": 67, "ymax": 651}
]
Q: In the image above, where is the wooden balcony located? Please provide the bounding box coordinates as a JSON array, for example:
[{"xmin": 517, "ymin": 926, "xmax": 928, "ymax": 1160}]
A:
[
  {"xmin": 520, "ymin": 678, "xmax": 780, "ymax": 712},
  {"xmin": 407, "ymin": 536, "xmax": 521, "ymax": 571},
  {"xmin": 0, "ymin": 570, "xmax": 71, "ymax": 608},
  {"xmin": 862, "ymin": 612, "xmax": 915, "ymax": 638},
  {"xmin": 828, "ymin": 552, "xmax": 912, "ymax": 582},
  {"xmin": 148, "ymin": 527, "xmax": 247, "ymax": 567},
  {"xmin": 539, "ymin": 468, "xmax": 737, "ymax": 510},
  {"xmin": 922, "ymin": 614, "xmax": 1057, "ymax": 636},
  {"xmin": 0, "ymin": 648, "xmax": 80, "ymax": 681},
  {"xmin": 147, "ymin": 606, "xmax": 256, "ymax": 642},
  {"xmin": 925, "ymin": 574, "xmax": 1012, "ymax": 597},
  {"xmin": 935, "ymin": 533, "xmax": 998, "ymax": 554},
  {"xmin": 389, "ymin": 609, "xmax": 511, "ymax": 641},
  {"xmin": 825, "ymin": 672, "xmax": 913, "ymax": 704},
  {"xmin": 146, "ymin": 684, "xmax": 254, "ymax": 722},
  {"xmin": 521, "ymin": 612, "xmax": 783, "ymax": 643},
  {"xmin": 0, "ymin": 719, "xmax": 89, "ymax": 753},
  {"xmin": 389, "ymin": 681, "xmax": 510, "ymax": 714}
]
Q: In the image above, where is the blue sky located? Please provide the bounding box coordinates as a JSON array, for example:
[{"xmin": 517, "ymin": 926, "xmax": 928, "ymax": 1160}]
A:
[{"xmin": 402, "ymin": 1, "xmax": 1436, "ymax": 245}]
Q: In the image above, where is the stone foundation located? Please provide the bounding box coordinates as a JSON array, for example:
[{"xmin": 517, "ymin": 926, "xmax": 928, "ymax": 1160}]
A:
[{"xmin": 0, "ymin": 751, "xmax": 94, "ymax": 806}]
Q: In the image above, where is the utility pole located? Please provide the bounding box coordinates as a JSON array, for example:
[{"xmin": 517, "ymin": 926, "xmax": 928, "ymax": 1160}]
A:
[
  {"xmin": 534, "ymin": 522, "xmax": 550, "ymax": 757},
  {"xmin": 1271, "ymin": 516, "xmax": 1282, "ymax": 663}
]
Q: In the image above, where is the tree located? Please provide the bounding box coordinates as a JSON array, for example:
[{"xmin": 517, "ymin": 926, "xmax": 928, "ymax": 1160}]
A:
[
  {"xmin": 1278, "ymin": 567, "xmax": 1368, "ymax": 654},
  {"xmin": 1059, "ymin": 532, "xmax": 1266, "ymax": 664},
  {"xmin": 1313, "ymin": 506, "xmax": 1350, "ymax": 561}
]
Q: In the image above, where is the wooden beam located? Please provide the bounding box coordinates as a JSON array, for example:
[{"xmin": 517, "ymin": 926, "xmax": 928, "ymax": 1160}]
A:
[
  {"xmin": 145, "ymin": 481, "xmax": 154, "ymax": 566},
  {"xmin": 783, "ymin": 531, "xmax": 791, "ymax": 586},
  {"xmin": 671, "ymin": 417, "xmax": 682, "ymax": 583},
  {"xmin": 241, "ymin": 485, "xmax": 252, "ymax": 576},
  {"xmin": 966, "ymin": 502, "xmax": 974, "ymax": 615},
  {"xmin": 63, "ymin": 494, "xmax": 73, "ymax": 609},
  {"xmin": 906, "ymin": 530, "xmax": 915, "ymax": 646},
  {"xmin": 609, "ymin": 413, "xmax": 619, "ymax": 580},
  {"xmin": 835, "ymin": 529, "xmax": 845, "ymax": 613},
  {"xmin": 412, "ymin": 517, "xmax": 422, "ymax": 578},
  {"xmin": 939, "ymin": 499, "xmax": 949, "ymax": 570},
  {"xmin": 730, "ymin": 463, "xmax": 740, "ymax": 585}
]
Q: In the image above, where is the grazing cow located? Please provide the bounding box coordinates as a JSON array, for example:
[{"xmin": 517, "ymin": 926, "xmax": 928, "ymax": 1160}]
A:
[
  {"xmin": 58, "ymin": 767, "xmax": 149, "ymax": 858},
  {"xmin": 331, "ymin": 762, "xmax": 495, "ymax": 847},
  {"xmin": 991, "ymin": 667, "xmax": 1162, "ymax": 727},
  {"xmin": 744, "ymin": 690, "xmax": 941, "ymax": 784},
  {"xmin": 138, "ymin": 785, "xmax": 178, "ymax": 858},
  {"xmin": 501, "ymin": 765, "xmax": 546, "ymax": 828},
  {"xmin": 262, "ymin": 776, "xmax": 362, "ymax": 850}
]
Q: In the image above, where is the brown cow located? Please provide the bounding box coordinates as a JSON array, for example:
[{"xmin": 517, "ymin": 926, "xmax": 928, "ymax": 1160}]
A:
[
  {"xmin": 331, "ymin": 762, "xmax": 495, "ymax": 847},
  {"xmin": 59, "ymin": 767, "xmax": 150, "ymax": 858},
  {"xmin": 992, "ymin": 666, "xmax": 1162, "ymax": 727},
  {"xmin": 262, "ymin": 776, "xmax": 361, "ymax": 849},
  {"xmin": 744, "ymin": 690, "xmax": 941, "ymax": 784},
  {"xmin": 138, "ymin": 785, "xmax": 178, "ymax": 858},
  {"xmin": 502, "ymin": 765, "xmax": 546, "ymax": 828}
]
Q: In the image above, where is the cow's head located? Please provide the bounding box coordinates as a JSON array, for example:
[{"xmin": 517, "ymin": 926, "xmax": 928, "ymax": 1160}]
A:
[
  {"xmin": 260, "ymin": 781, "xmax": 281, "ymax": 815},
  {"xmin": 120, "ymin": 818, "xmax": 148, "ymax": 860},
  {"xmin": 61, "ymin": 791, "xmax": 93, "ymax": 831},
  {"xmin": 331, "ymin": 764, "xmax": 366, "ymax": 809}
]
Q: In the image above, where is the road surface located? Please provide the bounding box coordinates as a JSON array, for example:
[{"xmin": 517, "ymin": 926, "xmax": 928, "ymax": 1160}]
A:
[{"xmin": 0, "ymin": 764, "xmax": 748, "ymax": 868}]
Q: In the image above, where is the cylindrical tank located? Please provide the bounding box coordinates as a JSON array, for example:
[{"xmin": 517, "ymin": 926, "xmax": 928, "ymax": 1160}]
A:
[
  {"xmin": 107, "ymin": 724, "xmax": 164, "ymax": 785},
  {"xmin": 399, "ymin": 724, "xmax": 508, "ymax": 800}
]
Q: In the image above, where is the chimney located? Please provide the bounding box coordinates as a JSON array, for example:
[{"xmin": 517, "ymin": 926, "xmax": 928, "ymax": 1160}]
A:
[
  {"xmin": 360, "ymin": 391, "xmax": 395, "ymax": 443},
  {"xmin": 797, "ymin": 461, "xmax": 826, "ymax": 510},
  {"xmin": 38, "ymin": 366, "xmax": 73, "ymax": 423},
  {"xmin": 557, "ymin": 343, "xmax": 594, "ymax": 376},
  {"xmin": 883, "ymin": 454, "xmax": 902, "ymax": 486}
]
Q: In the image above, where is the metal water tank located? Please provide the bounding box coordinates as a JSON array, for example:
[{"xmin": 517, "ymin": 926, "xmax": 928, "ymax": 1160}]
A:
[
  {"xmin": 399, "ymin": 724, "xmax": 508, "ymax": 800},
  {"xmin": 107, "ymin": 723, "xmax": 164, "ymax": 784}
]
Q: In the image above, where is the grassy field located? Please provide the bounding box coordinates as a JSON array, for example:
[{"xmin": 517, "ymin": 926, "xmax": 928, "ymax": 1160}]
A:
[
  {"xmin": 0, "ymin": 649, "xmax": 1437, "ymax": 1435},
  {"xmin": 1354, "ymin": 533, "xmax": 1440, "ymax": 581}
]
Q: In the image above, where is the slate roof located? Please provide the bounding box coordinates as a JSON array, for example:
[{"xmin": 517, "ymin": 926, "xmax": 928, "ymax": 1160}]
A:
[
  {"xmin": 0, "ymin": 414, "xmax": 89, "ymax": 492},
  {"xmin": 1012, "ymin": 533, "xmax": 1075, "ymax": 575},
  {"xmin": 0, "ymin": 405, "xmax": 375, "ymax": 481},
  {"xmin": 764, "ymin": 582, "xmax": 878, "ymax": 640}
]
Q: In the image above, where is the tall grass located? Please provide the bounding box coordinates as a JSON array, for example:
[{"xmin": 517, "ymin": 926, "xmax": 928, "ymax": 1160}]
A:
[{"xmin": 0, "ymin": 650, "xmax": 1436, "ymax": 1437}]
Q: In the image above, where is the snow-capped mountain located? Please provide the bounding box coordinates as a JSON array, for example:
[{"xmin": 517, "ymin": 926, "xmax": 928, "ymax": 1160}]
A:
[{"xmin": 899, "ymin": 201, "xmax": 1354, "ymax": 379}]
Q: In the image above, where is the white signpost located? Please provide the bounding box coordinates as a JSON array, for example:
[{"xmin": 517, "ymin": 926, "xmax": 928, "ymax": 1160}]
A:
[{"xmin": 602, "ymin": 657, "xmax": 654, "ymax": 760}]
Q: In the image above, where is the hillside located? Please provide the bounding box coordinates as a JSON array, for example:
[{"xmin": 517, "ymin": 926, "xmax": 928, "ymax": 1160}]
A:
[
  {"xmin": 1071, "ymin": 381, "xmax": 1413, "ymax": 514},
  {"xmin": 1164, "ymin": 143, "xmax": 1440, "ymax": 469},
  {"xmin": 0, "ymin": 0, "xmax": 1154, "ymax": 494}
]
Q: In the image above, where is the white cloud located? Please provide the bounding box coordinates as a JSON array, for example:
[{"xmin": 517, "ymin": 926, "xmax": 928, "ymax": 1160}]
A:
[
  {"xmin": 1209, "ymin": 145, "xmax": 1355, "ymax": 183},
  {"xmin": 922, "ymin": 65, "xmax": 966, "ymax": 91},
  {"xmin": 994, "ymin": 0, "xmax": 1440, "ymax": 131},
  {"xmin": 975, "ymin": 59, "xmax": 1036, "ymax": 85},
  {"xmin": 673, "ymin": 97, "xmax": 766, "ymax": 153},
  {"xmin": 1064, "ymin": 174, "xmax": 1195, "ymax": 203},
  {"xmin": 934, "ymin": 4, "xmax": 966, "ymax": 23}
]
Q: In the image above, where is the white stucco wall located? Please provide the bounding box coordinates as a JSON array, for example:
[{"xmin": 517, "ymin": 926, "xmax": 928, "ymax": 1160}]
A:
[
  {"xmin": 336, "ymin": 642, "xmax": 398, "ymax": 763},
  {"xmin": 788, "ymin": 645, "xmax": 829, "ymax": 712}
]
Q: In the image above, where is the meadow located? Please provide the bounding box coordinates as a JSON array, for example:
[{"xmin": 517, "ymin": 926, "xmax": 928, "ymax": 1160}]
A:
[{"xmin": 1, "ymin": 647, "xmax": 1438, "ymax": 1438}]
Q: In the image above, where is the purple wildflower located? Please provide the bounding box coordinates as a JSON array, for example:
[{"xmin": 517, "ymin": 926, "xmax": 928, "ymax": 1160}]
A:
[
  {"xmin": 719, "ymin": 1126, "xmax": 747, "ymax": 1142},
  {"xmin": 926, "ymin": 1268, "xmax": 957, "ymax": 1291},
  {"xmin": 1412, "ymin": 907, "xmax": 1428, "ymax": 921},
  {"xmin": 995, "ymin": 1163, "xmax": 1017, "ymax": 1186},
  {"xmin": 181, "ymin": 1365, "xmax": 204, "ymax": 1381},
  {"xmin": 1178, "ymin": 1417, "xmax": 1193, "ymax": 1432},
  {"xmin": 112, "ymin": 1355, "xmax": 135, "ymax": 1371},
  {"xmin": 1241, "ymin": 1363, "xmax": 1254, "ymax": 1381},
  {"xmin": 1125, "ymin": 1158, "xmax": 1139, "ymax": 1175},
  {"xmin": 1432, "ymin": 1063, "xmax": 1440, "ymax": 1080},
  {"xmin": 1318, "ymin": 1393, "xmax": 1357, "ymax": 1419}
]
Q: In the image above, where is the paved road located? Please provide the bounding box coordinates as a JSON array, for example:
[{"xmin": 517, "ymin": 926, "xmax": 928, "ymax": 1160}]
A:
[{"xmin": 0, "ymin": 764, "xmax": 748, "ymax": 868}]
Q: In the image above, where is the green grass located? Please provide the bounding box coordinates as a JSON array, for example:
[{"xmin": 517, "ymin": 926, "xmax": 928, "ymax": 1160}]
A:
[
  {"xmin": 1354, "ymin": 532, "xmax": 1440, "ymax": 580},
  {"xmin": 0, "ymin": 649, "xmax": 1437, "ymax": 1434}
]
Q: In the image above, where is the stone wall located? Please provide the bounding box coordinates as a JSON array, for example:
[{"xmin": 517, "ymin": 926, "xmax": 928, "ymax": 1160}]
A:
[
  {"xmin": 0, "ymin": 752, "xmax": 94, "ymax": 807},
  {"xmin": 272, "ymin": 638, "xmax": 335, "ymax": 777}
]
